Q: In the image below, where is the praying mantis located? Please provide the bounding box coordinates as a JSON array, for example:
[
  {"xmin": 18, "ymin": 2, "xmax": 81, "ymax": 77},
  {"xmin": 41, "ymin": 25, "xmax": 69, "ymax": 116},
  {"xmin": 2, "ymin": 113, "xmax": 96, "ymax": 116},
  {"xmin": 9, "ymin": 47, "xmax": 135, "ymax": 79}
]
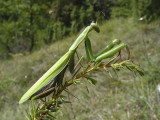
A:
[{"xmin": 19, "ymin": 22, "xmax": 130, "ymax": 104}]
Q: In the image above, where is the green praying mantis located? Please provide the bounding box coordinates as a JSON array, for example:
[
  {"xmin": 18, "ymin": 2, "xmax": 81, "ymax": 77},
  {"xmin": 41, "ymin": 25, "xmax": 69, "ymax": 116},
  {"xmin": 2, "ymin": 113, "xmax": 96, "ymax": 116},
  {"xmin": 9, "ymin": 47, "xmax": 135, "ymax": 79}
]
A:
[{"xmin": 19, "ymin": 22, "xmax": 130, "ymax": 104}]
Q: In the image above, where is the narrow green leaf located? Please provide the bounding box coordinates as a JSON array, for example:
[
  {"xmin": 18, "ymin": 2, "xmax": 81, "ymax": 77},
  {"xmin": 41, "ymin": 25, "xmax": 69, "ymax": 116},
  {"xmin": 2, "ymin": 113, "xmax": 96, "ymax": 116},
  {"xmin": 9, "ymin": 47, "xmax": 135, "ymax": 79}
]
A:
[
  {"xmin": 25, "ymin": 110, "xmax": 32, "ymax": 120},
  {"xmin": 103, "ymin": 67, "xmax": 113, "ymax": 78},
  {"xmin": 86, "ymin": 77, "xmax": 97, "ymax": 85}
]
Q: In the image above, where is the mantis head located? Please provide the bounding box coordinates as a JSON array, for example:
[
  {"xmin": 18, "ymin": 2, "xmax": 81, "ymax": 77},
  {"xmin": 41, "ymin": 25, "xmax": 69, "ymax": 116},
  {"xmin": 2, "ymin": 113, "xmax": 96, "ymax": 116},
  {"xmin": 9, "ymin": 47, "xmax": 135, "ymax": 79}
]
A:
[{"xmin": 91, "ymin": 22, "xmax": 100, "ymax": 33}]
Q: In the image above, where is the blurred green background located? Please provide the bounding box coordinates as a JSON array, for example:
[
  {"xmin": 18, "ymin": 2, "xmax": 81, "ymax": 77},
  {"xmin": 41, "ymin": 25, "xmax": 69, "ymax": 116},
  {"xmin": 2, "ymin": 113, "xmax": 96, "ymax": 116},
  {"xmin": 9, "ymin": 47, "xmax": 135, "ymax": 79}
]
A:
[{"xmin": 0, "ymin": 0, "xmax": 160, "ymax": 119}]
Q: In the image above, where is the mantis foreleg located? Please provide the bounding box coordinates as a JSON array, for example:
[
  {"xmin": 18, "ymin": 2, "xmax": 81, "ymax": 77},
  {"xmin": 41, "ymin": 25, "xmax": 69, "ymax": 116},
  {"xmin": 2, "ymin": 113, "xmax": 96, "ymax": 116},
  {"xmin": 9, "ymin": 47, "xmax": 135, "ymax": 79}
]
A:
[
  {"xmin": 95, "ymin": 39, "xmax": 120, "ymax": 57},
  {"xmin": 85, "ymin": 38, "xmax": 130, "ymax": 62},
  {"xmin": 95, "ymin": 43, "xmax": 130, "ymax": 62}
]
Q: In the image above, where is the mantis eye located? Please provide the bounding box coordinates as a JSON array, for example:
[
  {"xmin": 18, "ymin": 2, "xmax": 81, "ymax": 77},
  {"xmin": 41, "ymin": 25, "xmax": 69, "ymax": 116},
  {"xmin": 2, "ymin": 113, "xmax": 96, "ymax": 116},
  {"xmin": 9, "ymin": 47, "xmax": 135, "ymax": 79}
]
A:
[{"xmin": 91, "ymin": 22, "xmax": 100, "ymax": 33}]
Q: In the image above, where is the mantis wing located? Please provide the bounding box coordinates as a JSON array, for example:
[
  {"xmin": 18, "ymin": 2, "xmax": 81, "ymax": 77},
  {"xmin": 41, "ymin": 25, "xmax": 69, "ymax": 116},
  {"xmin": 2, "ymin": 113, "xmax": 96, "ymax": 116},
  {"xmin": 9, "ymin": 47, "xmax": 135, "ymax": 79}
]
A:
[
  {"xmin": 19, "ymin": 51, "xmax": 71, "ymax": 104},
  {"xmin": 30, "ymin": 65, "xmax": 68, "ymax": 99}
]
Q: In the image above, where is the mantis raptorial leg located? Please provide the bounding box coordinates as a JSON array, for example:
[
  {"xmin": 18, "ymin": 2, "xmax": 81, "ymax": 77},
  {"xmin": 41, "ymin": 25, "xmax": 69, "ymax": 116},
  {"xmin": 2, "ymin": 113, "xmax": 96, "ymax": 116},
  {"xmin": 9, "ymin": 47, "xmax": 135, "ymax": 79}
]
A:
[{"xmin": 85, "ymin": 37, "xmax": 130, "ymax": 62}]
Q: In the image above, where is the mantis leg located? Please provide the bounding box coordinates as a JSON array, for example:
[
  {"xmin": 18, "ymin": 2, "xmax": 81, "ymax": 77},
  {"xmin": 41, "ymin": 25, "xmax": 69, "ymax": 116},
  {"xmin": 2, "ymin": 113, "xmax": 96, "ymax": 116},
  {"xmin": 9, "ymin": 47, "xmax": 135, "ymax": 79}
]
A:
[
  {"xmin": 85, "ymin": 37, "xmax": 95, "ymax": 62},
  {"xmin": 85, "ymin": 37, "xmax": 130, "ymax": 62},
  {"xmin": 72, "ymin": 56, "xmax": 84, "ymax": 78},
  {"xmin": 31, "ymin": 87, "xmax": 55, "ymax": 100},
  {"xmin": 68, "ymin": 50, "xmax": 84, "ymax": 73},
  {"xmin": 95, "ymin": 43, "xmax": 130, "ymax": 62},
  {"xmin": 73, "ymin": 56, "xmax": 84, "ymax": 73},
  {"xmin": 95, "ymin": 39, "xmax": 121, "ymax": 58}
]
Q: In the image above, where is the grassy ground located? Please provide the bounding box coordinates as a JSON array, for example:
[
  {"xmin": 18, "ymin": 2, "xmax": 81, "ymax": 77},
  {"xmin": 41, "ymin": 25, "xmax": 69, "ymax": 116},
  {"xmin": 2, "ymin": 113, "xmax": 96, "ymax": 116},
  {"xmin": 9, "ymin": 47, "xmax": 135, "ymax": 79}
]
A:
[{"xmin": 0, "ymin": 18, "xmax": 160, "ymax": 120}]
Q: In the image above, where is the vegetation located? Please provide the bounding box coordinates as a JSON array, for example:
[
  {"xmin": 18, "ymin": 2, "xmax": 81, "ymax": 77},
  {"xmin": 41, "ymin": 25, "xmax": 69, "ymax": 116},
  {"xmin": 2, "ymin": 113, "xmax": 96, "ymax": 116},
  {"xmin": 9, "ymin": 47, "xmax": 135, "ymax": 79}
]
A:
[
  {"xmin": 0, "ymin": 0, "xmax": 111, "ymax": 58},
  {"xmin": 0, "ymin": 18, "xmax": 160, "ymax": 119},
  {"xmin": 111, "ymin": 0, "xmax": 160, "ymax": 21},
  {"xmin": 1, "ymin": 0, "xmax": 160, "ymax": 59}
]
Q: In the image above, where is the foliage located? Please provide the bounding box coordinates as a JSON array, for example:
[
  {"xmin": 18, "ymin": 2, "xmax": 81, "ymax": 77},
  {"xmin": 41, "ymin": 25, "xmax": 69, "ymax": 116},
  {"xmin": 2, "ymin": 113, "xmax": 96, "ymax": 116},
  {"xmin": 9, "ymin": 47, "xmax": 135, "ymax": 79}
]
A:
[
  {"xmin": 0, "ymin": 0, "xmax": 53, "ymax": 57},
  {"xmin": 0, "ymin": 0, "xmax": 112, "ymax": 58},
  {"xmin": 111, "ymin": 0, "xmax": 160, "ymax": 21},
  {"xmin": 1, "ymin": 0, "xmax": 160, "ymax": 59}
]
